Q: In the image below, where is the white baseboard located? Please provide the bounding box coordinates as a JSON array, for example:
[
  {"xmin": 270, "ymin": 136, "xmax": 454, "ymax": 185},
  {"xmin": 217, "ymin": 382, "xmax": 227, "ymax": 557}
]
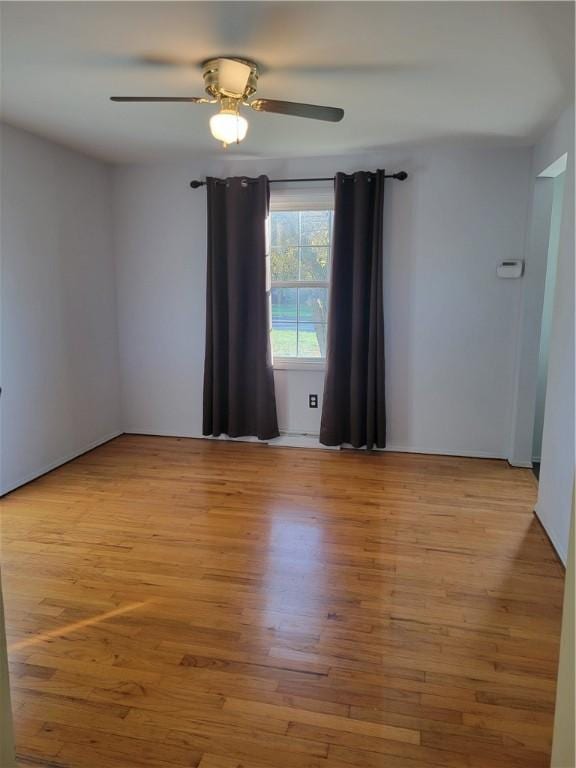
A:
[
  {"xmin": 271, "ymin": 433, "xmax": 337, "ymax": 450},
  {"xmin": 0, "ymin": 429, "xmax": 123, "ymax": 497},
  {"xmin": 124, "ymin": 428, "xmax": 203, "ymax": 439},
  {"xmin": 508, "ymin": 458, "xmax": 534, "ymax": 468},
  {"xmin": 206, "ymin": 434, "xmax": 265, "ymax": 443},
  {"xmin": 381, "ymin": 444, "xmax": 507, "ymax": 460},
  {"xmin": 123, "ymin": 430, "xmax": 508, "ymax": 461},
  {"xmin": 126, "ymin": 430, "xmax": 274, "ymax": 444},
  {"xmin": 275, "ymin": 433, "xmax": 508, "ymax": 460},
  {"xmin": 278, "ymin": 438, "xmax": 506, "ymax": 460}
]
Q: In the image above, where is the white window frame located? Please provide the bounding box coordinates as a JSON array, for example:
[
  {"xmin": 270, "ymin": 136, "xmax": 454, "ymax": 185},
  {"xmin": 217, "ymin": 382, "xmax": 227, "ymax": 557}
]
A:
[{"xmin": 269, "ymin": 187, "xmax": 334, "ymax": 371}]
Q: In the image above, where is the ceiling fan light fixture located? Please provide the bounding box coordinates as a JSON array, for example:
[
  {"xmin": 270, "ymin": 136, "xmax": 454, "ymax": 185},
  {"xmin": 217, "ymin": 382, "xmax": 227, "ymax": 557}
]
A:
[
  {"xmin": 209, "ymin": 102, "xmax": 248, "ymax": 147},
  {"xmin": 110, "ymin": 56, "xmax": 344, "ymax": 146}
]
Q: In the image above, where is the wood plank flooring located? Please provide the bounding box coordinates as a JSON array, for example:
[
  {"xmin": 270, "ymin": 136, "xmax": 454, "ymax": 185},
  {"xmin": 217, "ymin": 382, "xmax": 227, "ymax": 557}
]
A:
[{"xmin": 1, "ymin": 435, "xmax": 565, "ymax": 768}]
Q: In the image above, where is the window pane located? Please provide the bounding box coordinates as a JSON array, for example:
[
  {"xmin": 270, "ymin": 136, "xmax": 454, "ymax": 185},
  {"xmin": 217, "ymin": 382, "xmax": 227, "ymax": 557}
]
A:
[
  {"xmin": 297, "ymin": 323, "xmax": 327, "ymax": 358},
  {"xmin": 271, "ymin": 287, "xmax": 297, "ymax": 323},
  {"xmin": 271, "ymin": 246, "xmax": 299, "ymax": 281},
  {"xmin": 269, "ymin": 207, "xmax": 332, "ymax": 361},
  {"xmin": 300, "ymin": 247, "xmax": 330, "ymax": 281},
  {"xmin": 271, "ymin": 322, "xmax": 297, "ymax": 357},
  {"xmin": 298, "ymin": 287, "xmax": 329, "ymax": 325},
  {"xmin": 301, "ymin": 210, "xmax": 331, "ymax": 246},
  {"xmin": 270, "ymin": 211, "xmax": 299, "ymax": 247}
]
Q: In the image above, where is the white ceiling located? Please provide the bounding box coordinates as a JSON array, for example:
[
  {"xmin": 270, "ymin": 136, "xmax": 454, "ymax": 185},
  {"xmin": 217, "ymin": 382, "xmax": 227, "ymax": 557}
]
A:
[{"xmin": 0, "ymin": 1, "xmax": 573, "ymax": 163}]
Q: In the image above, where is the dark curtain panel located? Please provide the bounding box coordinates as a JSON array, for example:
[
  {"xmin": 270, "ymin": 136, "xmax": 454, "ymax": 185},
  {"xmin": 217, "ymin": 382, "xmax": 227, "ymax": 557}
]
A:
[
  {"xmin": 203, "ymin": 175, "xmax": 279, "ymax": 440},
  {"xmin": 320, "ymin": 170, "xmax": 386, "ymax": 449}
]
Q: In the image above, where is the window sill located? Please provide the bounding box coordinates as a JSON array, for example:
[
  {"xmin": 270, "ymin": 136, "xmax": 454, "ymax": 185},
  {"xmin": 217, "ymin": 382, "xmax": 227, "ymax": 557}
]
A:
[{"xmin": 273, "ymin": 358, "xmax": 327, "ymax": 372}]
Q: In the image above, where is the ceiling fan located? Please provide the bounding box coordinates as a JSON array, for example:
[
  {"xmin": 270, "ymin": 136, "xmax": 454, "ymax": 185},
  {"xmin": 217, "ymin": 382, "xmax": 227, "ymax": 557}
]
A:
[{"xmin": 110, "ymin": 57, "xmax": 344, "ymax": 147}]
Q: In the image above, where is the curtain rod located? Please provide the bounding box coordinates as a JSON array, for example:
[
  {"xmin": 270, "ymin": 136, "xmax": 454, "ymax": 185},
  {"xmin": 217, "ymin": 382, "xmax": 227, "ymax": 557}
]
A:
[{"xmin": 189, "ymin": 171, "xmax": 408, "ymax": 188}]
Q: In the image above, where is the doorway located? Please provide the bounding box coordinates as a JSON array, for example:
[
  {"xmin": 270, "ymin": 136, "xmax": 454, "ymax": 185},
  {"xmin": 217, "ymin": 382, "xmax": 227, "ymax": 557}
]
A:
[{"xmin": 531, "ymin": 155, "xmax": 567, "ymax": 479}]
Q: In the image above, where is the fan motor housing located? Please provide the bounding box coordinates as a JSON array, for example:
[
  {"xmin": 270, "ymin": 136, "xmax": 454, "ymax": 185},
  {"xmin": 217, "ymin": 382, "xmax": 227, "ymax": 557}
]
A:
[{"xmin": 202, "ymin": 58, "xmax": 259, "ymax": 99}]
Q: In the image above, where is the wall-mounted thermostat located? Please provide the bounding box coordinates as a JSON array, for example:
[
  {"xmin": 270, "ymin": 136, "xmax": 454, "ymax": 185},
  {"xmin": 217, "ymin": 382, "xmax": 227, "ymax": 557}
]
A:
[{"xmin": 497, "ymin": 260, "xmax": 524, "ymax": 278}]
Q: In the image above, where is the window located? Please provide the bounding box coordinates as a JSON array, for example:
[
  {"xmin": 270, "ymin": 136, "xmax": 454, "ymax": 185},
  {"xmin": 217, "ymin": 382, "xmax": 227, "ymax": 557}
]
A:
[{"xmin": 269, "ymin": 198, "xmax": 333, "ymax": 366}]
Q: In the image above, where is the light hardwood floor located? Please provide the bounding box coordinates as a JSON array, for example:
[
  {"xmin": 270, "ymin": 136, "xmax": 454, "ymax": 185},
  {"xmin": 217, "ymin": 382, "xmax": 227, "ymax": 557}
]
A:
[{"xmin": 1, "ymin": 435, "xmax": 565, "ymax": 768}]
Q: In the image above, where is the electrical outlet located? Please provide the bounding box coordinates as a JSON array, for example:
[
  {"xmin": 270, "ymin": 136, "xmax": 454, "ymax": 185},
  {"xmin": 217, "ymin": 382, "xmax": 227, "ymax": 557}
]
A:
[{"xmin": 309, "ymin": 394, "xmax": 318, "ymax": 409}]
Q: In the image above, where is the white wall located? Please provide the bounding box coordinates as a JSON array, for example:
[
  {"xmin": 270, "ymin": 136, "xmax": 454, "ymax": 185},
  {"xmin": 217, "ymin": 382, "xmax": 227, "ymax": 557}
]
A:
[
  {"xmin": 274, "ymin": 369, "xmax": 324, "ymax": 435},
  {"xmin": 113, "ymin": 145, "xmax": 532, "ymax": 457},
  {"xmin": 0, "ymin": 123, "xmax": 121, "ymax": 495},
  {"xmin": 532, "ymin": 106, "xmax": 575, "ymax": 563}
]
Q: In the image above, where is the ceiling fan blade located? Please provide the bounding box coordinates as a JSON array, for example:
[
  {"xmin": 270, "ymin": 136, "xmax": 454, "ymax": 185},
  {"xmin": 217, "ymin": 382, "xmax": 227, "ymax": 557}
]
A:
[
  {"xmin": 110, "ymin": 96, "xmax": 210, "ymax": 103},
  {"xmin": 250, "ymin": 99, "xmax": 344, "ymax": 122},
  {"xmin": 217, "ymin": 58, "xmax": 252, "ymax": 96}
]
